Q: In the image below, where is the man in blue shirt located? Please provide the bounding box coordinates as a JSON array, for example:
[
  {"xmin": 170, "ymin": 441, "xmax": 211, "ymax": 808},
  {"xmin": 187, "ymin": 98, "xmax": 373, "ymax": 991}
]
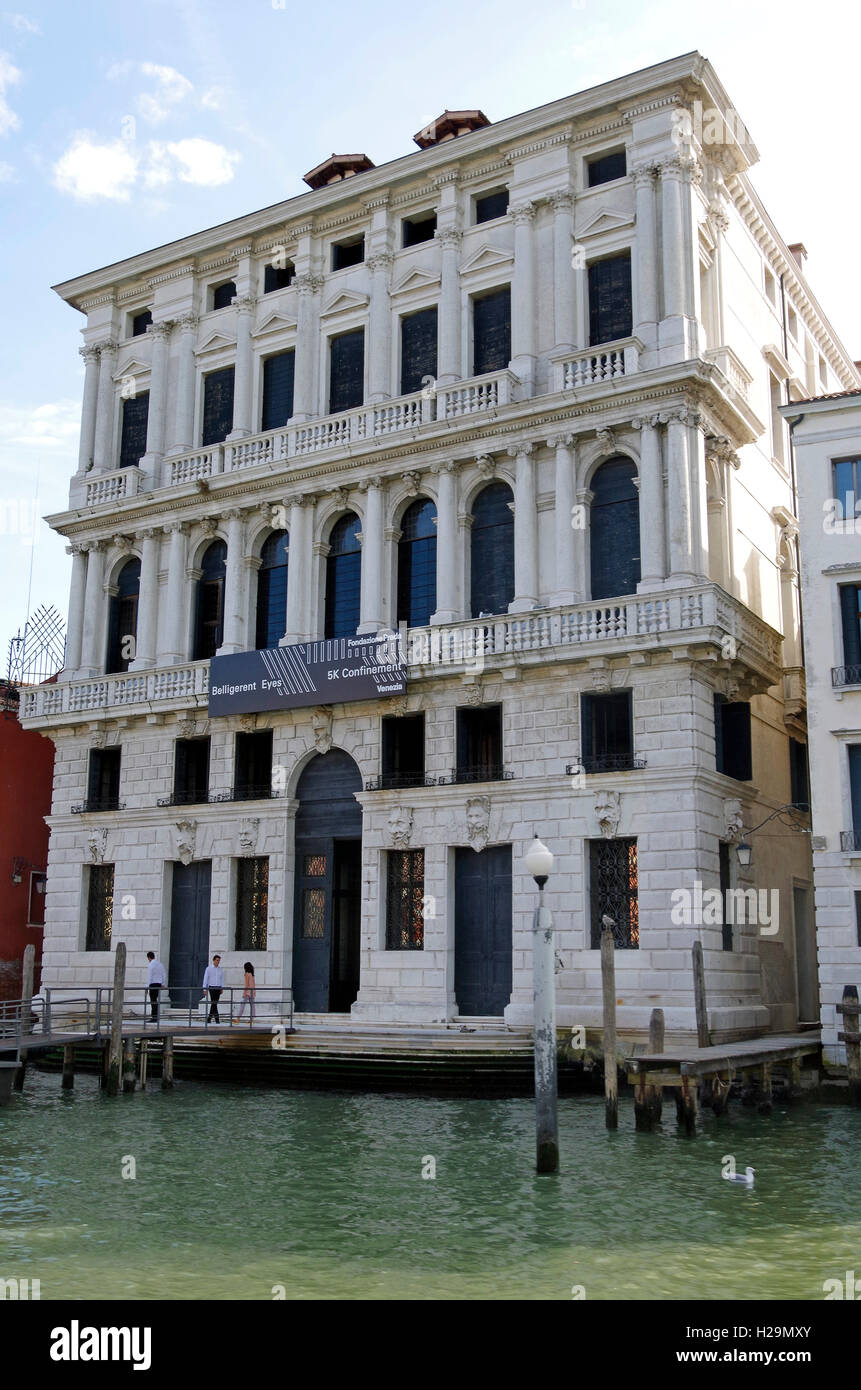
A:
[{"xmin": 202, "ymin": 955, "xmax": 224, "ymax": 1023}]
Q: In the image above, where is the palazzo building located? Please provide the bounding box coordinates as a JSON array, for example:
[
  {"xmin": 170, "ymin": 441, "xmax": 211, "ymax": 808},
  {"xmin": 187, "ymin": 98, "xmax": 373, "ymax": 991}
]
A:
[{"xmin": 20, "ymin": 52, "xmax": 860, "ymax": 1038}]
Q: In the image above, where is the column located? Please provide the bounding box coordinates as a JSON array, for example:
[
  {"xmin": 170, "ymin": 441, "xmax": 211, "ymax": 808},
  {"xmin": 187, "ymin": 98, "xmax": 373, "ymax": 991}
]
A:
[
  {"xmin": 161, "ymin": 523, "xmax": 188, "ymax": 664},
  {"xmin": 229, "ymin": 297, "xmax": 256, "ymax": 438},
  {"xmin": 219, "ymin": 509, "xmax": 246, "ymax": 654},
  {"xmin": 658, "ymin": 158, "xmax": 696, "ymax": 358},
  {"xmin": 510, "ymin": 201, "xmax": 537, "ymax": 392},
  {"xmin": 690, "ymin": 417, "xmax": 710, "ymax": 581},
  {"xmin": 142, "ymin": 321, "xmax": 171, "ymax": 469},
  {"xmin": 77, "ymin": 346, "xmax": 100, "ymax": 474},
  {"xmin": 293, "ymin": 275, "xmax": 320, "ymax": 420},
  {"xmin": 633, "ymin": 166, "xmax": 658, "ymax": 352},
  {"xmin": 367, "ymin": 254, "xmax": 393, "ymax": 402},
  {"xmin": 509, "ymin": 443, "xmax": 538, "ymax": 612},
  {"xmin": 436, "ymin": 230, "xmax": 462, "ymax": 386},
  {"xmin": 65, "ymin": 544, "xmax": 88, "ymax": 675},
  {"xmin": 551, "ymin": 192, "xmax": 575, "ymax": 352},
  {"xmin": 549, "ymin": 434, "xmax": 576, "ymax": 606},
  {"xmin": 130, "ymin": 528, "xmax": 160, "ymax": 669},
  {"xmin": 358, "ymin": 478, "xmax": 385, "ymax": 633},
  {"xmin": 633, "ymin": 415, "xmax": 666, "ymax": 588},
  {"xmin": 431, "ymin": 461, "xmax": 458, "ymax": 624},
  {"xmin": 575, "ymin": 488, "xmax": 593, "ymax": 600},
  {"xmin": 93, "ymin": 341, "xmax": 117, "ymax": 473},
  {"xmin": 282, "ymin": 496, "xmax": 311, "ymax": 644},
  {"xmin": 666, "ymin": 410, "xmax": 695, "ymax": 582},
  {"xmin": 79, "ymin": 541, "xmax": 106, "ymax": 674},
  {"xmin": 168, "ymin": 315, "xmax": 197, "ymax": 456}
]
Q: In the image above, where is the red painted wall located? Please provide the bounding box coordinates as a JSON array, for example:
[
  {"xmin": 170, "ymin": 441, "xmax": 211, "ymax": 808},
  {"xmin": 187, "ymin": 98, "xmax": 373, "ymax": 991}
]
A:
[{"xmin": 0, "ymin": 686, "xmax": 54, "ymax": 999}]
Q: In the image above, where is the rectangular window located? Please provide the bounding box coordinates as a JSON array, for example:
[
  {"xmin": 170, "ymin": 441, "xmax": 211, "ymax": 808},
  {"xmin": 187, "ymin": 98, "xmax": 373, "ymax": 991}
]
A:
[
  {"xmin": 263, "ymin": 262, "xmax": 295, "ymax": 293},
  {"xmin": 456, "ymin": 705, "xmax": 502, "ymax": 782},
  {"xmin": 719, "ymin": 841, "xmax": 732, "ymax": 952},
  {"xmin": 856, "ymin": 891, "xmax": 861, "ymax": 947},
  {"xmin": 332, "ymin": 235, "xmax": 365, "ymax": 271},
  {"xmin": 839, "ymin": 584, "xmax": 861, "ymax": 680},
  {"xmin": 402, "ymin": 212, "xmax": 437, "ymax": 247},
  {"xmin": 834, "ymin": 461, "xmax": 861, "ymax": 527},
  {"xmin": 386, "ymin": 849, "xmax": 425, "ymax": 949},
  {"xmin": 329, "ymin": 328, "xmax": 365, "ymax": 413},
  {"xmin": 235, "ymin": 856, "xmax": 269, "ymax": 951},
  {"xmin": 849, "ymin": 745, "xmax": 861, "ymax": 835},
  {"xmin": 262, "ymin": 350, "xmax": 295, "ymax": 430},
  {"xmin": 400, "ymin": 306, "xmax": 438, "ymax": 395},
  {"xmin": 587, "ymin": 149, "xmax": 626, "ymax": 186},
  {"xmin": 381, "ymin": 713, "xmax": 425, "ymax": 788},
  {"xmin": 86, "ymin": 864, "xmax": 114, "ymax": 951},
  {"xmin": 211, "ymin": 280, "xmax": 236, "ymax": 311},
  {"xmin": 87, "ymin": 747, "xmax": 121, "ymax": 812},
  {"xmin": 589, "ymin": 838, "xmax": 638, "ymax": 949},
  {"xmin": 588, "ymin": 253, "xmax": 632, "ymax": 346},
  {"xmin": 302, "ymin": 888, "xmax": 325, "ymax": 938},
  {"xmin": 764, "ymin": 267, "xmax": 777, "ymax": 306},
  {"xmin": 789, "ymin": 737, "xmax": 810, "ymax": 812},
  {"xmin": 119, "ymin": 391, "xmax": 149, "ymax": 469},
  {"xmin": 770, "ymin": 371, "xmax": 786, "ymax": 466},
  {"xmin": 234, "ymin": 730, "xmax": 273, "ymax": 801},
  {"xmin": 174, "ymin": 737, "xmax": 210, "ymax": 806},
  {"xmin": 131, "ymin": 309, "xmax": 152, "ymax": 337},
  {"xmin": 580, "ymin": 691, "xmax": 634, "ymax": 773},
  {"xmin": 474, "ymin": 188, "xmax": 509, "ymax": 224},
  {"xmin": 202, "ymin": 366, "xmax": 235, "ymax": 446},
  {"xmin": 28, "ymin": 870, "xmax": 47, "ymax": 926},
  {"xmin": 714, "ymin": 694, "xmax": 753, "ymax": 781},
  {"xmin": 473, "ymin": 287, "xmax": 511, "ymax": 376}
]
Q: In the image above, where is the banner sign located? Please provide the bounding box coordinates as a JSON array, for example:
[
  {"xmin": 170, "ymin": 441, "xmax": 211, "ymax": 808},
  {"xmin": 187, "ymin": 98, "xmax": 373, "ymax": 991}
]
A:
[{"xmin": 208, "ymin": 633, "xmax": 406, "ymax": 717}]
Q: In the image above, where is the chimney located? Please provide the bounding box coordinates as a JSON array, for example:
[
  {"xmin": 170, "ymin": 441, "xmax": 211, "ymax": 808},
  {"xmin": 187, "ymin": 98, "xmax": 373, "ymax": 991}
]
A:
[
  {"xmin": 788, "ymin": 242, "xmax": 808, "ymax": 273},
  {"xmin": 303, "ymin": 154, "xmax": 375, "ymax": 190},
  {"xmin": 413, "ymin": 110, "xmax": 490, "ymax": 149}
]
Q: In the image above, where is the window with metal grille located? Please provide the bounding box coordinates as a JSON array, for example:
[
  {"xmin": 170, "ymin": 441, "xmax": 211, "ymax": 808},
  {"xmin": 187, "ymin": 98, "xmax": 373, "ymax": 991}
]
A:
[
  {"xmin": 262, "ymin": 351, "xmax": 295, "ymax": 431},
  {"xmin": 719, "ymin": 841, "xmax": 732, "ymax": 951},
  {"xmin": 474, "ymin": 188, "xmax": 509, "ymax": 224},
  {"xmin": 714, "ymin": 695, "xmax": 753, "ymax": 781},
  {"xmin": 456, "ymin": 705, "xmax": 502, "ymax": 782},
  {"xmin": 833, "ymin": 458, "xmax": 861, "ymax": 524},
  {"xmin": 329, "ymin": 329, "xmax": 364, "ymax": 413},
  {"xmin": 331, "ymin": 236, "xmax": 365, "ymax": 271},
  {"xmin": 400, "ymin": 306, "xmax": 438, "ymax": 396},
  {"xmin": 587, "ymin": 150, "xmax": 626, "ymax": 186},
  {"xmin": 174, "ymin": 737, "xmax": 210, "ymax": 805},
  {"xmin": 473, "ymin": 287, "xmax": 511, "ymax": 376},
  {"xmin": 235, "ymin": 856, "xmax": 269, "ymax": 950},
  {"xmin": 589, "ymin": 458, "xmax": 640, "ymax": 600},
  {"xmin": 839, "ymin": 585, "xmax": 861, "ymax": 677},
  {"xmin": 302, "ymin": 888, "xmax": 325, "ymax": 938},
  {"xmin": 86, "ymin": 864, "xmax": 114, "ymax": 951},
  {"xmin": 106, "ymin": 558, "xmax": 140, "ymax": 674},
  {"xmin": 397, "ymin": 497, "xmax": 437, "ymax": 626},
  {"xmin": 856, "ymin": 891, "xmax": 861, "ymax": 947},
  {"xmin": 588, "ymin": 253, "xmax": 632, "ymax": 346},
  {"xmin": 589, "ymin": 838, "xmax": 638, "ymax": 948},
  {"xmin": 201, "ymin": 367, "xmax": 235, "ymax": 446},
  {"xmin": 87, "ymin": 748, "xmax": 121, "ymax": 812},
  {"xmin": 325, "ymin": 513, "xmax": 362, "ymax": 639},
  {"xmin": 386, "ymin": 849, "xmax": 425, "ymax": 949},
  {"xmin": 789, "ymin": 738, "xmax": 810, "ymax": 811},
  {"xmin": 211, "ymin": 280, "xmax": 236, "ymax": 310},
  {"xmin": 850, "ymin": 745, "xmax": 861, "ymax": 835},
  {"xmin": 580, "ymin": 691, "xmax": 633, "ymax": 772},
  {"xmin": 470, "ymin": 481, "xmax": 514, "ymax": 617},
  {"xmin": 402, "ymin": 213, "xmax": 437, "ymax": 247},
  {"xmin": 263, "ymin": 262, "xmax": 295, "ymax": 293},
  {"xmin": 235, "ymin": 730, "xmax": 274, "ymax": 801},
  {"xmin": 131, "ymin": 309, "xmax": 152, "ymax": 337},
  {"xmin": 381, "ymin": 713, "xmax": 425, "ymax": 789},
  {"xmin": 255, "ymin": 530, "xmax": 289, "ymax": 649},
  {"xmin": 193, "ymin": 541, "xmax": 226, "ymax": 660},
  {"xmin": 119, "ymin": 391, "xmax": 149, "ymax": 470}
]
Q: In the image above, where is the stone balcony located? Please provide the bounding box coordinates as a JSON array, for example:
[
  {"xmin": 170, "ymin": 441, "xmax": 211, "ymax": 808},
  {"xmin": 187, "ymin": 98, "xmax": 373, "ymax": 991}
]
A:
[{"xmin": 19, "ymin": 584, "xmax": 783, "ymax": 730}]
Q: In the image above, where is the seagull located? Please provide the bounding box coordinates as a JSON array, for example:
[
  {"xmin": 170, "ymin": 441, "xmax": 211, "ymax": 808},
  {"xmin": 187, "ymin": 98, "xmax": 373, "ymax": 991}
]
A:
[{"xmin": 723, "ymin": 1166, "xmax": 755, "ymax": 1188}]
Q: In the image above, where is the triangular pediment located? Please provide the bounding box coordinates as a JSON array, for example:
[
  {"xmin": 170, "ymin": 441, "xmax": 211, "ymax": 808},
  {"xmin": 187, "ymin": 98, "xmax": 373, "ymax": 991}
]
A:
[
  {"xmin": 194, "ymin": 330, "xmax": 237, "ymax": 356},
  {"xmin": 576, "ymin": 207, "xmax": 635, "ymax": 239},
  {"xmin": 459, "ymin": 243, "xmax": 515, "ymax": 277},
  {"xmin": 320, "ymin": 289, "xmax": 369, "ymax": 319},
  {"xmin": 252, "ymin": 311, "xmax": 298, "ymax": 339},
  {"xmin": 390, "ymin": 266, "xmax": 442, "ymax": 298},
  {"xmin": 112, "ymin": 358, "xmax": 150, "ymax": 381}
]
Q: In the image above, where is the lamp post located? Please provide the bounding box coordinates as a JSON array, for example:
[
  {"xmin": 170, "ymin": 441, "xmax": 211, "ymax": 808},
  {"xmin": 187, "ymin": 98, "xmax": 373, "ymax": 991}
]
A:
[
  {"xmin": 734, "ymin": 804, "xmax": 809, "ymax": 867},
  {"xmin": 525, "ymin": 835, "xmax": 558, "ymax": 1174}
]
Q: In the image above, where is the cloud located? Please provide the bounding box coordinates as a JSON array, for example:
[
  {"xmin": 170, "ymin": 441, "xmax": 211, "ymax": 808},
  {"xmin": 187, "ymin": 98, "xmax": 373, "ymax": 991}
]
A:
[
  {"xmin": 0, "ymin": 158, "xmax": 14, "ymax": 180},
  {"xmin": 0, "ymin": 399, "xmax": 81, "ymax": 452},
  {"xmin": 53, "ymin": 133, "xmax": 139, "ymax": 201},
  {"xmin": 137, "ymin": 62, "xmax": 193, "ymax": 123},
  {"xmin": 3, "ymin": 12, "xmax": 40, "ymax": 35},
  {"xmin": 0, "ymin": 49, "xmax": 21, "ymax": 135},
  {"xmin": 200, "ymin": 86, "xmax": 224, "ymax": 111},
  {"xmin": 145, "ymin": 137, "xmax": 238, "ymax": 187}
]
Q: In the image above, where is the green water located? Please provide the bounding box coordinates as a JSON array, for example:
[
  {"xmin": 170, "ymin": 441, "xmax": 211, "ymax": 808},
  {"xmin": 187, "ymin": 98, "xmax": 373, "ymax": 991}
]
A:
[{"xmin": 1, "ymin": 1072, "xmax": 859, "ymax": 1300}]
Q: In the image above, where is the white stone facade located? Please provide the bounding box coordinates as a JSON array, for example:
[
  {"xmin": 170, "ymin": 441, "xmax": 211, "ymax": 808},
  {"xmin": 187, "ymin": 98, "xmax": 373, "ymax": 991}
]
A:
[{"xmin": 22, "ymin": 53, "xmax": 861, "ymax": 1040}]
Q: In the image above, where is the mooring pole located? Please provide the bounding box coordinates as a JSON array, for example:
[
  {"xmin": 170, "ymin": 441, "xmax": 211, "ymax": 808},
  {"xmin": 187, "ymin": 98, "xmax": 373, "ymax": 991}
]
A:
[
  {"xmin": 532, "ymin": 887, "xmax": 559, "ymax": 1173},
  {"xmin": 61, "ymin": 1044, "xmax": 75, "ymax": 1090},
  {"xmin": 106, "ymin": 942, "xmax": 126, "ymax": 1097},
  {"xmin": 161, "ymin": 1035, "xmax": 174, "ymax": 1089},
  {"xmin": 601, "ymin": 920, "xmax": 618, "ymax": 1130},
  {"xmin": 839, "ymin": 985, "xmax": 861, "ymax": 1106},
  {"xmin": 635, "ymin": 1007, "xmax": 665, "ymax": 1131},
  {"xmin": 12, "ymin": 943, "xmax": 35, "ymax": 1092},
  {"xmin": 139, "ymin": 1039, "xmax": 148, "ymax": 1091},
  {"xmin": 692, "ymin": 941, "xmax": 710, "ymax": 1047},
  {"xmin": 122, "ymin": 1037, "xmax": 136, "ymax": 1093}
]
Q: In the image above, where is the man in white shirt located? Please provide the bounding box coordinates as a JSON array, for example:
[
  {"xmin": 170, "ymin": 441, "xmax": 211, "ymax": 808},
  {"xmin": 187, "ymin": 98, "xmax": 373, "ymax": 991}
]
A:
[
  {"xmin": 145, "ymin": 951, "xmax": 167, "ymax": 1022},
  {"xmin": 202, "ymin": 955, "xmax": 224, "ymax": 1023}
]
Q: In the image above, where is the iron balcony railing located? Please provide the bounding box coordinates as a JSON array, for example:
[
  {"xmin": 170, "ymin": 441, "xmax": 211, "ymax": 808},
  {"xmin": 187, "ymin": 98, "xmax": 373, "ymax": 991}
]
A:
[
  {"xmin": 443, "ymin": 765, "xmax": 514, "ymax": 785},
  {"xmin": 841, "ymin": 830, "xmax": 861, "ymax": 852},
  {"xmin": 364, "ymin": 771, "xmax": 435, "ymax": 791},
  {"xmin": 156, "ymin": 788, "xmax": 211, "ymax": 807},
  {"xmin": 832, "ymin": 665, "xmax": 861, "ymax": 688},
  {"xmin": 567, "ymin": 754, "xmax": 648, "ymax": 774},
  {"xmin": 71, "ymin": 798, "xmax": 125, "ymax": 813},
  {"xmin": 210, "ymin": 784, "xmax": 285, "ymax": 803}
]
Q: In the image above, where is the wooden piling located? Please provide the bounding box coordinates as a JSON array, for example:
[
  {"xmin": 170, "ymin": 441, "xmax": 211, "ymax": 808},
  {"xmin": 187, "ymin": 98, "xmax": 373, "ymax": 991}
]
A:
[
  {"xmin": 676, "ymin": 1069, "xmax": 699, "ymax": 1136},
  {"xmin": 634, "ymin": 1008, "xmax": 665, "ymax": 1131},
  {"xmin": 139, "ymin": 1040, "xmax": 148, "ymax": 1091},
  {"xmin": 161, "ymin": 1035, "xmax": 174, "ymax": 1089},
  {"xmin": 740, "ymin": 1069, "xmax": 757, "ymax": 1106},
  {"xmin": 710, "ymin": 1067, "xmax": 732, "ymax": 1116},
  {"xmin": 601, "ymin": 922, "xmax": 617, "ymax": 1130},
  {"xmin": 13, "ymin": 943, "xmax": 36, "ymax": 1092},
  {"xmin": 757, "ymin": 1061, "xmax": 773, "ymax": 1115},
  {"xmin": 61, "ymin": 1044, "xmax": 75, "ymax": 1090},
  {"xmin": 788, "ymin": 1057, "xmax": 803, "ymax": 1102},
  {"xmin": 838, "ymin": 985, "xmax": 861, "ymax": 1106},
  {"xmin": 692, "ymin": 941, "xmax": 709, "ymax": 1047},
  {"xmin": 106, "ymin": 942, "xmax": 126, "ymax": 1097},
  {"xmin": 122, "ymin": 1037, "xmax": 136, "ymax": 1093}
]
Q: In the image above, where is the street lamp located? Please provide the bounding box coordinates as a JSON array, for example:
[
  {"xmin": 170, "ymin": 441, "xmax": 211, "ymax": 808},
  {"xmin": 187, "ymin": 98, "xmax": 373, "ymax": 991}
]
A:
[
  {"xmin": 736, "ymin": 840, "xmax": 752, "ymax": 868},
  {"xmin": 734, "ymin": 804, "xmax": 809, "ymax": 868},
  {"xmin": 525, "ymin": 834, "xmax": 558, "ymax": 1174}
]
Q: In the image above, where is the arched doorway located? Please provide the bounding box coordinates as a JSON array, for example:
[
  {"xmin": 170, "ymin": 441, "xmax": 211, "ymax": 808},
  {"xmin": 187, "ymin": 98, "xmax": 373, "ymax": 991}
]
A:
[{"xmin": 292, "ymin": 749, "xmax": 362, "ymax": 1013}]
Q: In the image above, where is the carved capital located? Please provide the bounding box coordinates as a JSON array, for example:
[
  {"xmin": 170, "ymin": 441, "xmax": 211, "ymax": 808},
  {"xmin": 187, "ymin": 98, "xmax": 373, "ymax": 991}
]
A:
[
  {"xmin": 632, "ymin": 163, "xmax": 658, "ymax": 188},
  {"xmin": 79, "ymin": 344, "xmax": 101, "ymax": 365},
  {"xmin": 232, "ymin": 294, "xmax": 256, "ymax": 314},
  {"xmin": 177, "ymin": 314, "xmax": 198, "ymax": 332},
  {"xmin": 549, "ymin": 189, "xmax": 574, "ymax": 212},
  {"xmin": 547, "ymin": 432, "xmax": 575, "ymax": 450},
  {"xmin": 366, "ymin": 252, "xmax": 394, "ymax": 273},
  {"xmin": 510, "ymin": 200, "xmax": 537, "ymax": 224},
  {"xmin": 506, "ymin": 441, "xmax": 534, "ymax": 460},
  {"xmin": 148, "ymin": 319, "xmax": 173, "ymax": 340},
  {"xmin": 435, "ymin": 229, "xmax": 462, "ymax": 251}
]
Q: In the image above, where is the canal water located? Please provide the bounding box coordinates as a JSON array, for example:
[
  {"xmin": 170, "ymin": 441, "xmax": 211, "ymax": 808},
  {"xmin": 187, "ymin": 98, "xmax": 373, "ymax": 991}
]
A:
[{"xmin": 1, "ymin": 1072, "xmax": 859, "ymax": 1300}]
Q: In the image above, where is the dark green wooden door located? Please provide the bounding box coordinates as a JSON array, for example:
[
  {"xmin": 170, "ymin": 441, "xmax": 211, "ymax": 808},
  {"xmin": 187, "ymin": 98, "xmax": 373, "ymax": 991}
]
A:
[
  {"xmin": 168, "ymin": 860, "xmax": 211, "ymax": 1006},
  {"xmin": 454, "ymin": 845, "xmax": 512, "ymax": 1016}
]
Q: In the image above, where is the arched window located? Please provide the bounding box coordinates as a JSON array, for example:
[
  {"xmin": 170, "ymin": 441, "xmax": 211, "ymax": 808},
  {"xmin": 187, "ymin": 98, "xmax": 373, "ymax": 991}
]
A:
[
  {"xmin": 193, "ymin": 540, "xmax": 227, "ymax": 660},
  {"xmin": 255, "ymin": 530, "xmax": 289, "ymax": 649},
  {"xmin": 106, "ymin": 558, "xmax": 140, "ymax": 673},
  {"xmin": 397, "ymin": 498, "xmax": 437, "ymax": 628},
  {"xmin": 470, "ymin": 481, "xmax": 514, "ymax": 618},
  {"xmin": 590, "ymin": 457, "xmax": 641, "ymax": 600},
  {"xmin": 325, "ymin": 514, "xmax": 362, "ymax": 639}
]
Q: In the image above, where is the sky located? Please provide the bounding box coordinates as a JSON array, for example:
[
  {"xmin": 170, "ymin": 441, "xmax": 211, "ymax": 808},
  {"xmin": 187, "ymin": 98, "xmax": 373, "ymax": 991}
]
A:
[{"xmin": 1, "ymin": 0, "xmax": 859, "ymax": 673}]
